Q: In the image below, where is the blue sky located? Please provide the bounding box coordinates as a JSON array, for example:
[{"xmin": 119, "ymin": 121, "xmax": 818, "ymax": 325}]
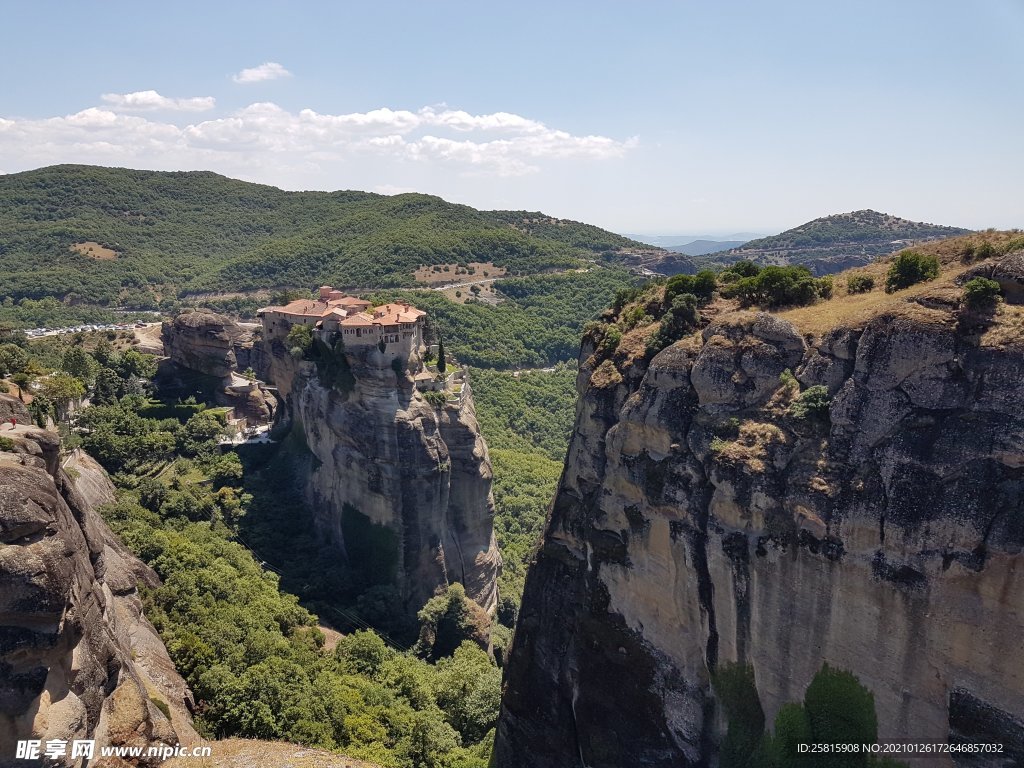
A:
[{"xmin": 1, "ymin": 0, "xmax": 1021, "ymax": 234}]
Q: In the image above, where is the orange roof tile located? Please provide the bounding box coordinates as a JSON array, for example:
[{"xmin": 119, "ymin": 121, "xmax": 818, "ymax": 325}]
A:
[
  {"xmin": 340, "ymin": 312, "xmax": 375, "ymax": 327},
  {"xmin": 276, "ymin": 299, "xmax": 331, "ymax": 317}
]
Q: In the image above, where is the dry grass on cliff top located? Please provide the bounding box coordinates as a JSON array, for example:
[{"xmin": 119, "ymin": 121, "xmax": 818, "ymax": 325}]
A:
[
  {"xmin": 775, "ymin": 231, "xmax": 1024, "ymax": 338},
  {"xmin": 163, "ymin": 739, "xmax": 381, "ymax": 768}
]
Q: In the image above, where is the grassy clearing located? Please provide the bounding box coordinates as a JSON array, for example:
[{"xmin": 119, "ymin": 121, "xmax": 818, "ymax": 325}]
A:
[
  {"xmin": 414, "ymin": 262, "xmax": 506, "ymax": 285},
  {"xmin": 772, "ymin": 231, "xmax": 1024, "ymax": 338},
  {"xmin": 70, "ymin": 240, "xmax": 118, "ymax": 260}
]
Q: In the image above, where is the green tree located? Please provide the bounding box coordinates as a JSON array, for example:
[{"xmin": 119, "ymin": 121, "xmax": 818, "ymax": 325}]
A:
[
  {"xmin": 404, "ymin": 709, "xmax": 462, "ymax": 768},
  {"xmin": 437, "ymin": 336, "xmax": 447, "ymax": 374},
  {"xmin": 884, "ymin": 251, "xmax": 940, "ymax": 292},
  {"xmin": 803, "ymin": 664, "xmax": 878, "ymax": 766},
  {"xmin": 39, "ymin": 372, "xmax": 85, "ymax": 422},
  {"xmin": 336, "ymin": 630, "xmax": 393, "ymax": 679},
  {"xmin": 664, "ymin": 270, "xmax": 717, "ymax": 306},
  {"xmin": 209, "ymin": 451, "xmax": 244, "ymax": 487},
  {"xmin": 114, "ymin": 349, "xmax": 158, "ymax": 380},
  {"xmin": 712, "ymin": 663, "xmax": 768, "ymax": 767},
  {"xmin": 962, "ymin": 277, "xmax": 1001, "ymax": 311},
  {"xmin": 93, "ymin": 367, "xmax": 121, "ymax": 404},
  {"xmin": 648, "ymin": 293, "xmax": 699, "ymax": 354},
  {"xmin": 846, "ymin": 274, "xmax": 875, "ymax": 294},
  {"xmin": 415, "ymin": 583, "xmax": 489, "ymax": 661},
  {"xmin": 179, "ymin": 410, "xmax": 224, "ymax": 456},
  {"xmin": 0, "ymin": 343, "xmax": 28, "ymax": 378},
  {"xmin": 789, "ymin": 385, "xmax": 830, "ymax": 422},
  {"xmin": 93, "ymin": 337, "xmax": 115, "ymax": 366},
  {"xmin": 62, "ymin": 347, "xmax": 97, "ymax": 386},
  {"xmin": 287, "ymin": 324, "xmax": 314, "ymax": 358},
  {"xmin": 432, "ymin": 642, "xmax": 501, "ymax": 744}
]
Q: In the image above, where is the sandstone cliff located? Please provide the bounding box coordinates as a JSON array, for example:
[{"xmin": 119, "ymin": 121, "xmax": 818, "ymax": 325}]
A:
[
  {"xmin": 496, "ymin": 250, "xmax": 1024, "ymax": 767},
  {"xmin": 0, "ymin": 396, "xmax": 198, "ymax": 766},
  {"xmin": 161, "ymin": 310, "xmax": 247, "ymax": 379},
  {"xmin": 159, "ymin": 310, "xmax": 275, "ymax": 425},
  {"xmin": 259, "ymin": 339, "xmax": 501, "ymax": 616}
]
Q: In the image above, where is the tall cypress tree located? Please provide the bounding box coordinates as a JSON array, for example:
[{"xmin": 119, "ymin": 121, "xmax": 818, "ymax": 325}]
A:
[{"xmin": 437, "ymin": 335, "xmax": 447, "ymax": 374}]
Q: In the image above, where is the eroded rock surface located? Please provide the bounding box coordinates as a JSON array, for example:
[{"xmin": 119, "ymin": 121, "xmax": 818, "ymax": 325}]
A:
[
  {"xmin": 0, "ymin": 396, "xmax": 197, "ymax": 766},
  {"xmin": 496, "ymin": 294, "xmax": 1024, "ymax": 766},
  {"xmin": 260, "ymin": 340, "xmax": 501, "ymax": 616},
  {"xmin": 161, "ymin": 310, "xmax": 246, "ymax": 378}
]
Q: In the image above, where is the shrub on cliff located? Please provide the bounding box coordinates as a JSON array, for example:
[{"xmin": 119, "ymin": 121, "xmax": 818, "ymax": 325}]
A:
[
  {"xmin": 722, "ymin": 265, "xmax": 831, "ymax": 308},
  {"xmin": 286, "ymin": 323, "xmax": 314, "ymax": 359},
  {"xmin": 664, "ymin": 269, "xmax": 717, "ymax": 306},
  {"xmin": 884, "ymin": 251, "xmax": 940, "ymax": 292},
  {"xmin": 647, "ymin": 293, "xmax": 699, "ymax": 355},
  {"xmin": 962, "ymin": 277, "xmax": 1002, "ymax": 311},
  {"xmin": 803, "ymin": 664, "xmax": 878, "ymax": 752},
  {"xmin": 788, "ymin": 385, "xmax": 830, "ymax": 422},
  {"xmin": 846, "ymin": 273, "xmax": 875, "ymax": 294}
]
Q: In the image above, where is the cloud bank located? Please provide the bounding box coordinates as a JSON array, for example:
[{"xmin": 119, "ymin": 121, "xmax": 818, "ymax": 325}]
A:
[
  {"xmin": 101, "ymin": 90, "xmax": 216, "ymax": 112},
  {"xmin": 0, "ymin": 101, "xmax": 635, "ymax": 181},
  {"xmin": 232, "ymin": 62, "xmax": 292, "ymax": 83}
]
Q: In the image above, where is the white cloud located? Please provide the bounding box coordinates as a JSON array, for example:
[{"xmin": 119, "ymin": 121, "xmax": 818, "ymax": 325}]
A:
[
  {"xmin": 232, "ymin": 62, "xmax": 292, "ymax": 84},
  {"xmin": 0, "ymin": 102, "xmax": 635, "ymax": 185},
  {"xmin": 101, "ymin": 90, "xmax": 216, "ymax": 112}
]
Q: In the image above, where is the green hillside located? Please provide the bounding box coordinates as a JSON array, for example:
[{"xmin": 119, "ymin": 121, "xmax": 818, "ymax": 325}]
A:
[
  {"xmin": 0, "ymin": 164, "xmax": 645, "ymax": 306},
  {"xmin": 699, "ymin": 209, "xmax": 970, "ymax": 275}
]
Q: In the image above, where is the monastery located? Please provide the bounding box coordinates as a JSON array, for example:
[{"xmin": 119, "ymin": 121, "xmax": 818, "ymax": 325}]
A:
[{"xmin": 258, "ymin": 286, "xmax": 427, "ymax": 360}]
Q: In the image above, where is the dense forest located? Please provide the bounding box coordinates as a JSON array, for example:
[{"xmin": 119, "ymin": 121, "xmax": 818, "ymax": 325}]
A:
[
  {"xmin": 373, "ymin": 268, "xmax": 639, "ymax": 368},
  {"xmin": 0, "ymin": 165, "xmax": 648, "ymax": 311},
  {"xmin": 469, "ymin": 365, "xmax": 577, "ymax": 602}
]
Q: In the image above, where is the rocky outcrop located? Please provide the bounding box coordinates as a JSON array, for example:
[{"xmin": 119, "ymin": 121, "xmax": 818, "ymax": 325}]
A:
[
  {"xmin": 0, "ymin": 396, "xmax": 198, "ymax": 765},
  {"xmin": 495, "ymin": 293, "xmax": 1024, "ymax": 766},
  {"xmin": 961, "ymin": 249, "xmax": 1024, "ymax": 305},
  {"xmin": 161, "ymin": 310, "xmax": 246, "ymax": 378},
  {"xmin": 261, "ymin": 340, "xmax": 501, "ymax": 616},
  {"xmin": 159, "ymin": 311, "xmax": 276, "ymax": 425}
]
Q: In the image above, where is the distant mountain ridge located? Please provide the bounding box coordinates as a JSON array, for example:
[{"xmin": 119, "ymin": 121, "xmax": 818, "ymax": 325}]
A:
[
  {"xmin": 0, "ymin": 164, "xmax": 655, "ymax": 307},
  {"xmin": 701, "ymin": 209, "xmax": 970, "ymax": 275}
]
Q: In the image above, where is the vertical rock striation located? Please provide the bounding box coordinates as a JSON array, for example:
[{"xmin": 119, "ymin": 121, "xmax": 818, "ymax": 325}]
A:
[
  {"xmin": 0, "ymin": 396, "xmax": 197, "ymax": 765},
  {"xmin": 260, "ymin": 338, "xmax": 501, "ymax": 616},
  {"xmin": 496, "ymin": 290, "xmax": 1024, "ymax": 766}
]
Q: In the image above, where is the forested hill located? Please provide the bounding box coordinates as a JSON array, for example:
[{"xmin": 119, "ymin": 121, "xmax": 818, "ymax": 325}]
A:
[
  {"xmin": 700, "ymin": 209, "xmax": 970, "ymax": 275},
  {"xmin": 0, "ymin": 164, "xmax": 650, "ymax": 305}
]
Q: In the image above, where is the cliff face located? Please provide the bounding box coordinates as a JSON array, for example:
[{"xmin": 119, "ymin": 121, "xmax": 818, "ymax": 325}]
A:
[
  {"xmin": 496, "ymin": 293, "xmax": 1024, "ymax": 765},
  {"xmin": 0, "ymin": 396, "xmax": 198, "ymax": 764},
  {"xmin": 258, "ymin": 340, "xmax": 501, "ymax": 615},
  {"xmin": 159, "ymin": 310, "xmax": 276, "ymax": 424},
  {"xmin": 161, "ymin": 310, "xmax": 246, "ymax": 378}
]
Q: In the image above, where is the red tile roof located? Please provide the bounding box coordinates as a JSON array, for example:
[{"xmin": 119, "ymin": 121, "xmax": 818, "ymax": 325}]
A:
[{"xmin": 276, "ymin": 299, "xmax": 332, "ymax": 318}]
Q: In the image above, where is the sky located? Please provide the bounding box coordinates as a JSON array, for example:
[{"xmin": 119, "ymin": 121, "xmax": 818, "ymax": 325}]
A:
[{"xmin": 1, "ymin": 1, "xmax": 1022, "ymax": 235}]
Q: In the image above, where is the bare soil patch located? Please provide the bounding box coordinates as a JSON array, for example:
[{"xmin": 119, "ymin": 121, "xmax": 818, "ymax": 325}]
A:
[
  {"xmin": 70, "ymin": 241, "xmax": 118, "ymax": 260},
  {"xmin": 414, "ymin": 261, "xmax": 506, "ymax": 285}
]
